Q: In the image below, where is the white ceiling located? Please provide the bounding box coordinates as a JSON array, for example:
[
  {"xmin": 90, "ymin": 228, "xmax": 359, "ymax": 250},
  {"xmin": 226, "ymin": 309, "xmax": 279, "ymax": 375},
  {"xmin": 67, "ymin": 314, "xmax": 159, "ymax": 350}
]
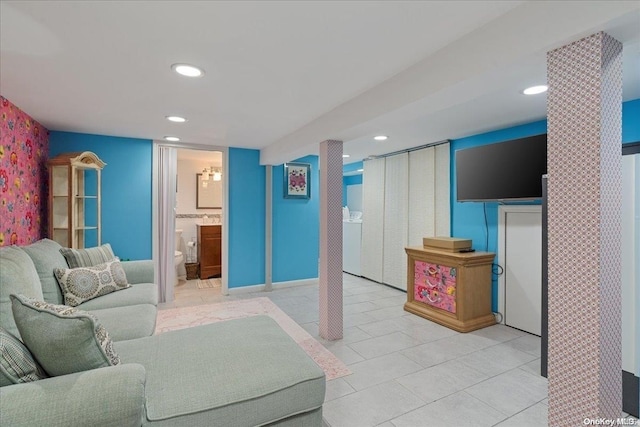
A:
[
  {"xmin": 1, "ymin": 1, "xmax": 639, "ymax": 166},
  {"xmin": 177, "ymin": 148, "xmax": 222, "ymax": 167}
]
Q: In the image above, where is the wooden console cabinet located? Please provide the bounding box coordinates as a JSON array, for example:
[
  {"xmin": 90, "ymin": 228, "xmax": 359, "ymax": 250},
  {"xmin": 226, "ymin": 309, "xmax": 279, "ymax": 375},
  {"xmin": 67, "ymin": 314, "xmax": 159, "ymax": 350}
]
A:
[
  {"xmin": 197, "ymin": 224, "xmax": 221, "ymax": 279},
  {"xmin": 404, "ymin": 246, "xmax": 496, "ymax": 332}
]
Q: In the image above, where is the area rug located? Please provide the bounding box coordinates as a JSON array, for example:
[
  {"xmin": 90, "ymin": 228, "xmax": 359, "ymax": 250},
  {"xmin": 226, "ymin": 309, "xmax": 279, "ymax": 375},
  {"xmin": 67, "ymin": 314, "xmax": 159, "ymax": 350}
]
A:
[
  {"xmin": 155, "ymin": 297, "xmax": 351, "ymax": 380},
  {"xmin": 196, "ymin": 278, "xmax": 221, "ymax": 289}
]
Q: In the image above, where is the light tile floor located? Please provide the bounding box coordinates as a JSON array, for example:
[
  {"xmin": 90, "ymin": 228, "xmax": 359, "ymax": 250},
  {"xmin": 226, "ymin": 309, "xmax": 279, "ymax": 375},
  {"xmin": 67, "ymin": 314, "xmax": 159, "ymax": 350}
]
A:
[{"xmin": 161, "ymin": 274, "xmax": 639, "ymax": 427}]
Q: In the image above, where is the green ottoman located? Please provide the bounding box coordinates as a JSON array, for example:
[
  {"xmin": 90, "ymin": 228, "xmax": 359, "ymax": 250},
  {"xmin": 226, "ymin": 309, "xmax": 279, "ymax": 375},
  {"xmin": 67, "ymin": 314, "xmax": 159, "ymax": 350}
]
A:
[{"xmin": 114, "ymin": 315, "xmax": 326, "ymax": 426}]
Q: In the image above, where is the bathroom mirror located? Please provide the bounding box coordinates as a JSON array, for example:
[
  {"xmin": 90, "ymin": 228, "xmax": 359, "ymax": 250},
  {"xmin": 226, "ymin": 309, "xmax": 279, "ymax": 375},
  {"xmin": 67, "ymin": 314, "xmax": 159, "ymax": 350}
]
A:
[{"xmin": 196, "ymin": 173, "xmax": 222, "ymax": 209}]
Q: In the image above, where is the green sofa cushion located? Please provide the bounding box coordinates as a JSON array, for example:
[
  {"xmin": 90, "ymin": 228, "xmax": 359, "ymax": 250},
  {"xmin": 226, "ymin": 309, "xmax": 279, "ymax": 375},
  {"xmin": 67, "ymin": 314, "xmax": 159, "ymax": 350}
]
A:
[
  {"xmin": 120, "ymin": 260, "xmax": 155, "ymax": 285},
  {"xmin": 77, "ymin": 283, "xmax": 157, "ymax": 311},
  {"xmin": 0, "ymin": 327, "xmax": 47, "ymax": 386},
  {"xmin": 11, "ymin": 295, "xmax": 120, "ymax": 376},
  {"xmin": 54, "ymin": 259, "xmax": 130, "ymax": 307},
  {"xmin": 21, "ymin": 239, "xmax": 68, "ymax": 305},
  {"xmin": 59, "ymin": 243, "xmax": 115, "ymax": 268},
  {"xmin": 115, "ymin": 316, "xmax": 325, "ymax": 426},
  {"xmin": 0, "ymin": 246, "xmax": 44, "ymax": 337},
  {"xmin": 88, "ymin": 304, "xmax": 157, "ymax": 342},
  {"xmin": 0, "ymin": 363, "xmax": 146, "ymax": 427}
]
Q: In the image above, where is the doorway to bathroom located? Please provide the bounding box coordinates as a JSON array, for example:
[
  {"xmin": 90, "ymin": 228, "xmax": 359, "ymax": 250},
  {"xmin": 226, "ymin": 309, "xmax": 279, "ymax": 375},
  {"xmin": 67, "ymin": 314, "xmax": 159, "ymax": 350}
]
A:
[
  {"xmin": 152, "ymin": 143, "xmax": 228, "ymax": 303},
  {"xmin": 175, "ymin": 148, "xmax": 224, "ymax": 293}
]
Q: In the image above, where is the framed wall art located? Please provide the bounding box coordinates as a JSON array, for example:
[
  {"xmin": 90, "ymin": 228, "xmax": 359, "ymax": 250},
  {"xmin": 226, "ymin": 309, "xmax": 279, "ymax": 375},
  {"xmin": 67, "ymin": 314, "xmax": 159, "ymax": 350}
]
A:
[
  {"xmin": 196, "ymin": 173, "xmax": 222, "ymax": 209},
  {"xmin": 284, "ymin": 162, "xmax": 310, "ymax": 199}
]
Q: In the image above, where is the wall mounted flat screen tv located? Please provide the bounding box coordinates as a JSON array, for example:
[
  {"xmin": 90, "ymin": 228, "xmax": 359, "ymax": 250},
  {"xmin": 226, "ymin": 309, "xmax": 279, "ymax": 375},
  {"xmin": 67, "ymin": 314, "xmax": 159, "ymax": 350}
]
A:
[{"xmin": 456, "ymin": 134, "xmax": 547, "ymax": 202}]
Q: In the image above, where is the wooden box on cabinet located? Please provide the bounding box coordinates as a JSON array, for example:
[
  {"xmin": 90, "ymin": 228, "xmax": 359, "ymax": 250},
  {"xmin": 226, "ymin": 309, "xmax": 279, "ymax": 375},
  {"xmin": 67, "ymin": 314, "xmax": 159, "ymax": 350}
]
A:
[
  {"xmin": 404, "ymin": 246, "xmax": 496, "ymax": 332},
  {"xmin": 197, "ymin": 224, "xmax": 221, "ymax": 279}
]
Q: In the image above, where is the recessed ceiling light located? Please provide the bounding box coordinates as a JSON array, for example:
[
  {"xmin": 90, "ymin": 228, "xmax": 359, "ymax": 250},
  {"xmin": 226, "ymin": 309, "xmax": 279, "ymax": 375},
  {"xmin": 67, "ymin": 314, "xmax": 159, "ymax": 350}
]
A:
[
  {"xmin": 357, "ymin": 169, "xmax": 364, "ymax": 172},
  {"xmin": 171, "ymin": 63, "xmax": 204, "ymax": 78},
  {"xmin": 522, "ymin": 85, "xmax": 548, "ymax": 95},
  {"xmin": 164, "ymin": 136, "xmax": 180, "ymax": 142},
  {"xmin": 342, "ymin": 154, "xmax": 350, "ymax": 158},
  {"xmin": 374, "ymin": 135, "xmax": 388, "ymax": 141},
  {"xmin": 166, "ymin": 116, "xmax": 187, "ymax": 123}
]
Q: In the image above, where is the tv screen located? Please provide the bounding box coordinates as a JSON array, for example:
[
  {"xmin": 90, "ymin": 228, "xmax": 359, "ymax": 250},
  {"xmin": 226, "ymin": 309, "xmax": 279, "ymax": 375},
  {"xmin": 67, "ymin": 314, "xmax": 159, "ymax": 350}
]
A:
[{"xmin": 456, "ymin": 134, "xmax": 547, "ymax": 201}]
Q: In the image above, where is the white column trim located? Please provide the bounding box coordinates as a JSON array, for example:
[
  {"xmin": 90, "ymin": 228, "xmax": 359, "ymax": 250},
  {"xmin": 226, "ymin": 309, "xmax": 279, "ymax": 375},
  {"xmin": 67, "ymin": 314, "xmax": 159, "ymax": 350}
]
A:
[{"xmin": 265, "ymin": 165, "xmax": 273, "ymax": 292}]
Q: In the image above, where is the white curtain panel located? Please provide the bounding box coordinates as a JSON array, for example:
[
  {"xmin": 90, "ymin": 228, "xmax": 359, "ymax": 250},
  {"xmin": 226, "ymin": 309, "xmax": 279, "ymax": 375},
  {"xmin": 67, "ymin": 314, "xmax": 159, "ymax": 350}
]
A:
[
  {"xmin": 361, "ymin": 157, "xmax": 385, "ymax": 283},
  {"xmin": 157, "ymin": 146, "xmax": 177, "ymax": 303},
  {"xmin": 434, "ymin": 143, "xmax": 451, "ymax": 236},
  {"xmin": 383, "ymin": 153, "xmax": 409, "ymax": 290},
  {"xmin": 408, "ymin": 147, "xmax": 436, "ymax": 247},
  {"xmin": 360, "ymin": 143, "xmax": 450, "ymax": 290}
]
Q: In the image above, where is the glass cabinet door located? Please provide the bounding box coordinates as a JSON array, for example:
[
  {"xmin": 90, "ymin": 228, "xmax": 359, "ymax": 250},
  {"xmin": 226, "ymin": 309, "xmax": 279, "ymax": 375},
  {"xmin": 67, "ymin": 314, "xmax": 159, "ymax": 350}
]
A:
[{"xmin": 48, "ymin": 151, "xmax": 104, "ymax": 248}]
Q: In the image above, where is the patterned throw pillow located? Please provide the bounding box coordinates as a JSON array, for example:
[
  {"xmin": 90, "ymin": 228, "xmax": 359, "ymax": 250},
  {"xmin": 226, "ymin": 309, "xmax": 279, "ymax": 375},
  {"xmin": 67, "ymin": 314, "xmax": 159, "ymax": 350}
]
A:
[
  {"xmin": 54, "ymin": 259, "xmax": 130, "ymax": 307},
  {"xmin": 0, "ymin": 327, "xmax": 47, "ymax": 386},
  {"xmin": 59, "ymin": 243, "xmax": 115, "ymax": 268},
  {"xmin": 10, "ymin": 294, "xmax": 120, "ymax": 377}
]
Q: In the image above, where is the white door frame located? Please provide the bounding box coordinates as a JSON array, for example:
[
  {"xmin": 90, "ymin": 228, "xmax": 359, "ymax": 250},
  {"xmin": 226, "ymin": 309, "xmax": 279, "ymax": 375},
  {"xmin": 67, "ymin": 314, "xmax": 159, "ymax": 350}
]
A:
[
  {"xmin": 152, "ymin": 142, "xmax": 229, "ymax": 296},
  {"xmin": 622, "ymin": 153, "xmax": 638, "ymax": 377},
  {"xmin": 497, "ymin": 204, "xmax": 542, "ymax": 324}
]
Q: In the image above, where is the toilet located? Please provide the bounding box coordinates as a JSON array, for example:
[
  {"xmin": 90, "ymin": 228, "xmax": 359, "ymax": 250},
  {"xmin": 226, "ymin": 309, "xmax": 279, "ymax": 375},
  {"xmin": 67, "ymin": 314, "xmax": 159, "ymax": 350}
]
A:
[{"xmin": 175, "ymin": 229, "xmax": 186, "ymax": 285}]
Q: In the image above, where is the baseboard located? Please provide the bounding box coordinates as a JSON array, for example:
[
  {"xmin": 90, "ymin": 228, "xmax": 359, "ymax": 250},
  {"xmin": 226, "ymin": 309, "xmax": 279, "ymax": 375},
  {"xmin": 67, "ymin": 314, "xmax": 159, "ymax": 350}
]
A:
[
  {"xmin": 227, "ymin": 278, "xmax": 319, "ymax": 295},
  {"xmin": 623, "ymin": 370, "xmax": 639, "ymax": 418},
  {"xmin": 273, "ymin": 278, "xmax": 318, "ymax": 289},
  {"xmin": 227, "ymin": 283, "xmax": 265, "ymax": 295}
]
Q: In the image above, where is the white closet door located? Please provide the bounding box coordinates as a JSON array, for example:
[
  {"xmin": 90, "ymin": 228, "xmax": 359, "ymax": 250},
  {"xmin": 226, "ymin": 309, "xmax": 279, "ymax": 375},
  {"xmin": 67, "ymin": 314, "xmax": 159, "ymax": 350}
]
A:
[
  {"xmin": 361, "ymin": 157, "xmax": 385, "ymax": 282},
  {"xmin": 383, "ymin": 153, "xmax": 409, "ymax": 290},
  {"xmin": 434, "ymin": 143, "xmax": 451, "ymax": 236},
  {"xmin": 503, "ymin": 208, "xmax": 542, "ymax": 336},
  {"xmin": 408, "ymin": 147, "xmax": 435, "ymax": 246}
]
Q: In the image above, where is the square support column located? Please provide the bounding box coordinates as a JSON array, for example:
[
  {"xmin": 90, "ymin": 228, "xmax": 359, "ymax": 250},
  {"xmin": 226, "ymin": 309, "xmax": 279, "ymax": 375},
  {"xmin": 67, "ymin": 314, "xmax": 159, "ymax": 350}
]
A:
[
  {"xmin": 319, "ymin": 139, "xmax": 343, "ymax": 340},
  {"xmin": 547, "ymin": 32, "xmax": 623, "ymax": 425}
]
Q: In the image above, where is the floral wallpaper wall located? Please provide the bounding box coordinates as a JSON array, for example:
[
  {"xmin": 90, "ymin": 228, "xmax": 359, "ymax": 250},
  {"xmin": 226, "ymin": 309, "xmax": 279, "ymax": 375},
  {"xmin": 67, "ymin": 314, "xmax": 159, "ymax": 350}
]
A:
[{"xmin": 0, "ymin": 96, "xmax": 49, "ymax": 246}]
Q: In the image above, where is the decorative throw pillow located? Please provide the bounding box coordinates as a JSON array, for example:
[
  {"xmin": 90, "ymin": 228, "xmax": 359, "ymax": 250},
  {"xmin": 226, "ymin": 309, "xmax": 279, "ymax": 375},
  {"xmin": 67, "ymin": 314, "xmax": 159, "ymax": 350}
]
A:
[
  {"xmin": 54, "ymin": 258, "xmax": 130, "ymax": 307},
  {"xmin": 10, "ymin": 294, "xmax": 120, "ymax": 377},
  {"xmin": 59, "ymin": 243, "xmax": 115, "ymax": 268},
  {"xmin": 0, "ymin": 327, "xmax": 47, "ymax": 386}
]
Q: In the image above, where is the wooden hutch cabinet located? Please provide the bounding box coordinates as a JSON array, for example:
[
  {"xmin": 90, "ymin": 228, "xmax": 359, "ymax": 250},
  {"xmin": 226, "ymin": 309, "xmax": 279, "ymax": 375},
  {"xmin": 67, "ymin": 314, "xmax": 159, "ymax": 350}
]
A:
[
  {"xmin": 404, "ymin": 246, "xmax": 496, "ymax": 332},
  {"xmin": 197, "ymin": 224, "xmax": 221, "ymax": 279},
  {"xmin": 48, "ymin": 151, "xmax": 105, "ymax": 248}
]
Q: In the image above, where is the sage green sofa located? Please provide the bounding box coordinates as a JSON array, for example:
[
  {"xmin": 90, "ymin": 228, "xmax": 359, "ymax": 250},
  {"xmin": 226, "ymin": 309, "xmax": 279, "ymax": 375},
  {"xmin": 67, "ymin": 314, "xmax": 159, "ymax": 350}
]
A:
[{"xmin": 0, "ymin": 239, "xmax": 325, "ymax": 426}]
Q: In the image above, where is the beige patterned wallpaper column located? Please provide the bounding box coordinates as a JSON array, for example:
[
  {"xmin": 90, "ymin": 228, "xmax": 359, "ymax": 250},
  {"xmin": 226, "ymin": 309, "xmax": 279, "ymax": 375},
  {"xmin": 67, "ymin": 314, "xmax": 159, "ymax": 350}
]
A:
[
  {"xmin": 319, "ymin": 139, "xmax": 344, "ymax": 340},
  {"xmin": 547, "ymin": 32, "xmax": 623, "ymax": 425}
]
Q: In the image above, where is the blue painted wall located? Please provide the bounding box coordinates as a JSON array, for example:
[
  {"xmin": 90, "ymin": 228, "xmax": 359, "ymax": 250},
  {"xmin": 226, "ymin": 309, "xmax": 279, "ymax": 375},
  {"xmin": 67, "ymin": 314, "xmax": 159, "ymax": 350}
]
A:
[
  {"xmin": 48, "ymin": 138, "xmax": 266, "ymax": 288},
  {"xmin": 342, "ymin": 161, "xmax": 363, "ymax": 206},
  {"xmin": 343, "ymin": 161, "xmax": 364, "ymax": 174},
  {"xmin": 344, "ymin": 175, "xmax": 363, "ymax": 186},
  {"xmin": 227, "ymin": 148, "xmax": 265, "ymax": 288},
  {"xmin": 622, "ymin": 98, "xmax": 640, "ymax": 143},
  {"xmin": 49, "ymin": 131, "xmax": 153, "ymax": 260},
  {"xmin": 451, "ymin": 97, "xmax": 640, "ymax": 311},
  {"xmin": 272, "ymin": 155, "xmax": 319, "ymax": 282},
  {"xmin": 450, "ymin": 121, "xmax": 547, "ymax": 311},
  {"xmin": 343, "ymin": 175, "xmax": 363, "ymax": 206},
  {"xmin": 47, "ymin": 98, "xmax": 638, "ymax": 292}
]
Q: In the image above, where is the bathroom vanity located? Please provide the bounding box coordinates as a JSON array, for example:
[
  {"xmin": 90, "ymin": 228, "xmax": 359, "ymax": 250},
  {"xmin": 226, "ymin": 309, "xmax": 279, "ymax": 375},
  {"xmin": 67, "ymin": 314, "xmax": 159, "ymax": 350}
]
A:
[{"xmin": 197, "ymin": 224, "xmax": 221, "ymax": 279}]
